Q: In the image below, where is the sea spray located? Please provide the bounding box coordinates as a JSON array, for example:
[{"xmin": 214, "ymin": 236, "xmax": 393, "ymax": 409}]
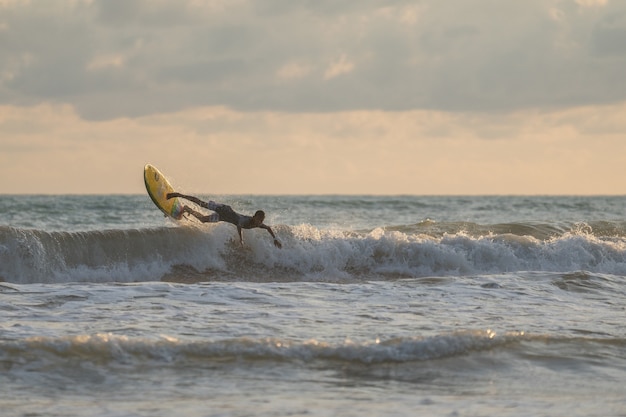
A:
[{"xmin": 2, "ymin": 221, "xmax": 626, "ymax": 284}]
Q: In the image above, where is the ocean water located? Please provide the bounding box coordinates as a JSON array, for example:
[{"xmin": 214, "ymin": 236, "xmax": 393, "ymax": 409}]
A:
[{"xmin": 1, "ymin": 194, "xmax": 625, "ymax": 416}]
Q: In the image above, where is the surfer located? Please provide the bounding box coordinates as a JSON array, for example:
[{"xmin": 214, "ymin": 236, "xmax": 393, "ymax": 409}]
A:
[{"xmin": 166, "ymin": 193, "xmax": 282, "ymax": 248}]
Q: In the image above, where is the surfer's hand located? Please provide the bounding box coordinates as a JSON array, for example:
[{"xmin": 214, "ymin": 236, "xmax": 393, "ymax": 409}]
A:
[{"xmin": 273, "ymin": 239, "xmax": 282, "ymax": 249}]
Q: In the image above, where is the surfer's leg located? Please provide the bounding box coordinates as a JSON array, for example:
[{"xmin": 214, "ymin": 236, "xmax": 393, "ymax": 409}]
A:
[
  {"xmin": 205, "ymin": 200, "xmax": 223, "ymax": 211},
  {"xmin": 167, "ymin": 193, "xmax": 211, "ymax": 209},
  {"xmin": 183, "ymin": 206, "xmax": 219, "ymax": 223}
]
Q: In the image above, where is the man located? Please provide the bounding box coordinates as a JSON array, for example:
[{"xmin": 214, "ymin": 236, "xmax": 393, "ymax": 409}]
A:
[{"xmin": 167, "ymin": 192, "xmax": 282, "ymax": 248}]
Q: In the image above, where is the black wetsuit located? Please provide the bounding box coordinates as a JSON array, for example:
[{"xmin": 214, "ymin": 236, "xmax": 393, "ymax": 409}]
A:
[{"xmin": 211, "ymin": 203, "xmax": 257, "ymax": 229}]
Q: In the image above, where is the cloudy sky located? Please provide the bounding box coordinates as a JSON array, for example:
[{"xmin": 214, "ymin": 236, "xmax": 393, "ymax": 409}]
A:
[{"xmin": 1, "ymin": 0, "xmax": 625, "ymax": 194}]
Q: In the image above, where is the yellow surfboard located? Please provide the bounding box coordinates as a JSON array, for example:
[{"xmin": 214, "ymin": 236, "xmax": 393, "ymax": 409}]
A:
[{"xmin": 144, "ymin": 164, "xmax": 184, "ymax": 220}]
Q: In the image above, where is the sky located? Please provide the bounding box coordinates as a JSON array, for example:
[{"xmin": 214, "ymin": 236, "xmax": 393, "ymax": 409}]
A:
[{"xmin": 1, "ymin": 0, "xmax": 625, "ymax": 195}]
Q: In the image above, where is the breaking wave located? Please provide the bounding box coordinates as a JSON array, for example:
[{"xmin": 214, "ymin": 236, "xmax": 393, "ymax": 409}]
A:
[{"xmin": 1, "ymin": 221, "xmax": 626, "ymax": 284}]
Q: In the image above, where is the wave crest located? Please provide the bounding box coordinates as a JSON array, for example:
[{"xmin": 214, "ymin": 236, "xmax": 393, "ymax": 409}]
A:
[
  {"xmin": 1, "ymin": 222, "xmax": 626, "ymax": 284},
  {"xmin": 1, "ymin": 330, "xmax": 519, "ymax": 367}
]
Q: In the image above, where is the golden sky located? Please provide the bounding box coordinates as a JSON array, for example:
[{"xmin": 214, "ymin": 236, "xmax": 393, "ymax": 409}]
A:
[{"xmin": 1, "ymin": 0, "xmax": 625, "ymax": 195}]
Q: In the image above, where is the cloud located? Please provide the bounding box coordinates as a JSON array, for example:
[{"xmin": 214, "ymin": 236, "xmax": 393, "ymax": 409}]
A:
[
  {"xmin": 277, "ymin": 62, "xmax": 312, "ymax": 80},
  {"xmin": 576, "ymin": 0, "xmax": 608, "ymax": 7},
  {"xmin": 1, "ymin": 0, "xmax": 625, "ymax": 120},
  {"xmin": 2, "ymin": 102, "xmax": 625, "ymax": 194},
  {"xmin": 324, "ymin": 54, "xmax": 354, "ymax": 80}
]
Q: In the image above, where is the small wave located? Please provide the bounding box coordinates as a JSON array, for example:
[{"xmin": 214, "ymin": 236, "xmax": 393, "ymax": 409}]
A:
[
  {"xmin": 0, "ymin": 330, "xmax": 518, "ymax": 367},
  {"xmin": 550, "ymin": 270, "xmax": 626, "ymax": 295},
  {"xmin": 3, "ymin": 331, "xmax": 624, "ymax": 372},
  {"xmin": 385, "ymin": 220, "xmax": 626, "ymax": 240},
  {"xmin": 1, "ymin": 222, "xmax": 626, "ymax": 284}
]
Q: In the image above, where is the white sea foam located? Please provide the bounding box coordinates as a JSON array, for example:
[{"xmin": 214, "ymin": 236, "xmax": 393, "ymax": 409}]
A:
[{"xmin": 2, "ymin": 221, "xmax": 626, "ymax": 284}]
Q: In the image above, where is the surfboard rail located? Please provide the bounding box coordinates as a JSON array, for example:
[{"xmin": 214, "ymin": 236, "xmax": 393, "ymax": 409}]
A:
[{"xmin": 143, "ymin": 164, "xmax": 184, "ymax": 220}]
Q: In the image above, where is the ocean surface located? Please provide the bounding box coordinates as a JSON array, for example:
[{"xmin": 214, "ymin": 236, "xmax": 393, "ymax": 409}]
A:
[{"xmin": 1, "ymin": 194, "xmax": 625, "ymax": 416}]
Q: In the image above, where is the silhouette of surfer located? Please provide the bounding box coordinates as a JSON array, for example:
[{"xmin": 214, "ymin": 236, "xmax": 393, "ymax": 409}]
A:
[{"xmin": 167, "ymin": 192, "xmax": 282, "ymax": 248}]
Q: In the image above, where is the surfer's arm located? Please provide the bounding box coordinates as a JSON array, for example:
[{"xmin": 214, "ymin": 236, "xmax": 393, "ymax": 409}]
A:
[
  {"xmin": 237, "ymin": 225, "xmax": 244, "ymax": 246},
  {"xmin": 260, "ymin": 224, "xmax": 282, "ymax": 248}
]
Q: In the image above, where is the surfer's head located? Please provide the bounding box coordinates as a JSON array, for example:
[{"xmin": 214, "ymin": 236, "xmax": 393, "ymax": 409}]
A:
[{"xmin": 252, "ymin": 210, "xmax": 265, "ymax": 225}]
